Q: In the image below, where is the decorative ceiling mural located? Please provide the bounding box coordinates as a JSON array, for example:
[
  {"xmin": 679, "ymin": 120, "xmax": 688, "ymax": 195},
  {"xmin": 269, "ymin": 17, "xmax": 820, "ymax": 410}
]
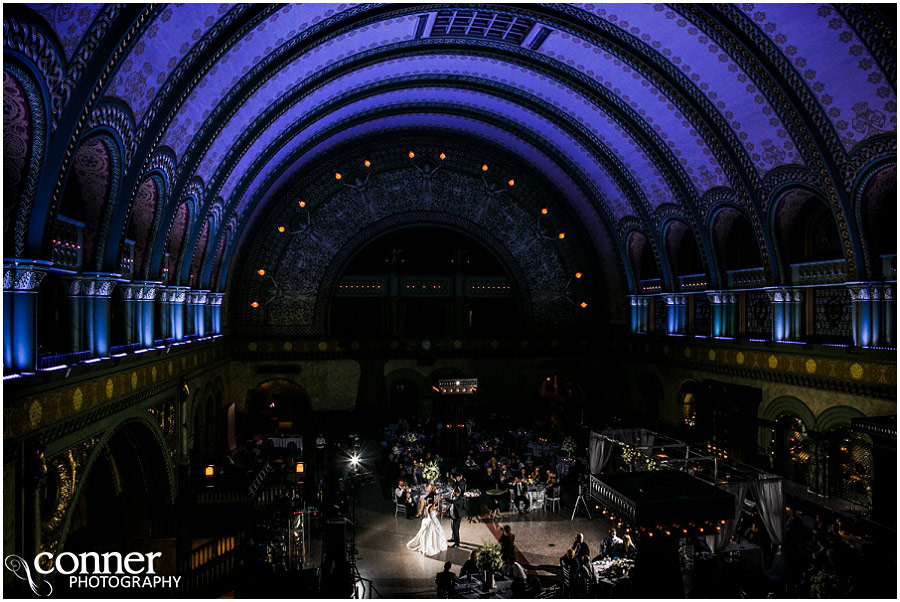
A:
[{"xmin": 3, "ymin": 3, "xmax": 896, "ymax": 320}]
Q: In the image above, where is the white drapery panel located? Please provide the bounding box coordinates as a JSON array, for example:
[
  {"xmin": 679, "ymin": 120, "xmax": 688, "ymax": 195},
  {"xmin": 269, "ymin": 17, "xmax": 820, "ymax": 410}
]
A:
[
  {"xmin": 704, "ymin": 481, "xmax": 750, "ymax": 552},
  {"xmin": 750, "ymin": 479, "xmax": 785, "ymax": 545},
  {"xmin": 589, "ymin": 431, "xmax": 618, "ymax": 474}
]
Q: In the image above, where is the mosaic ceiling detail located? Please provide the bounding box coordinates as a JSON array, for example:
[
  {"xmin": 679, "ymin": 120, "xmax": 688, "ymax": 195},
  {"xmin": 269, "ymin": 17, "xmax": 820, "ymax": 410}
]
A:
[{"xmin": 4, "ymin": 3, "xmax": 896, "ymax": 300}]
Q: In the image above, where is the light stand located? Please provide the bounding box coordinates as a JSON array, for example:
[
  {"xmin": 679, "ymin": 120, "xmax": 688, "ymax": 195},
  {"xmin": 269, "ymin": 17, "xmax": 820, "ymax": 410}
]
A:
[
  {"xmin": 343, "ymin": 454, "xmax": 381, "ymax": 599},
  {"xmin": 571, "ymin": 484, "xmax": 592, "ymax": 521}
]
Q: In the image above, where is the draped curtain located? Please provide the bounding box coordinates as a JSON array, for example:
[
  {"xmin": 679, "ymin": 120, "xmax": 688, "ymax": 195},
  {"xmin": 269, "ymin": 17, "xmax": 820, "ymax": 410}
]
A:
[
  {"xmin": 589, "ymin": 431, "xmax": 618, "ymax": 474},
  {"xmin": 705, "ymin": 481, "xmax": 750, "ymax": 552},
  {"xmin": 750, "ymin": 479, "xmax": 785, "ymax": 545}
]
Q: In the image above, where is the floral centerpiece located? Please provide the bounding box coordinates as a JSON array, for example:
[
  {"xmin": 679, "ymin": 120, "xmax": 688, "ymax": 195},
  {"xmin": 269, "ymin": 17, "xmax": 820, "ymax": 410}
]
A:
[
  {"xmin": 475, "ymin": 541, "xmax": 503, "ymax": 590},
  {"xmin": 561, "ymin": 435, "xmax": 577, "ymax": 457},
  {"xmin": 403, "ymin": 432, "xmax": 418, "ymax": 444},
  {"xmin": 423, "ymin": 460, "xmax": 440, "ymax": 484}
]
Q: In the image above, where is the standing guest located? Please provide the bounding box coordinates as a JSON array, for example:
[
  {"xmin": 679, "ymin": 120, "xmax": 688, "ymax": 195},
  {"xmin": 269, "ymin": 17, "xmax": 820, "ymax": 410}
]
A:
[
  {"xmin": 572, "ymin": 532, "xmax": 590, "ymax": 559},
  {"xmin": 454, "ymin": 473, "xmax": 468, "ymax": 494},
  {"xmin": 460, "ymin": 551, "xmax": 478, "ymax": 577},
  {"xmin": 499, "ymin": 525, "xmax": 516, "ymax": 566},
  {"xmin": 496, "ymin": 476, "xmax": 510, "ymax": 512},
  {"xmin": 600, "ymin": 528, "xmax": 623, "ymax": 558}
]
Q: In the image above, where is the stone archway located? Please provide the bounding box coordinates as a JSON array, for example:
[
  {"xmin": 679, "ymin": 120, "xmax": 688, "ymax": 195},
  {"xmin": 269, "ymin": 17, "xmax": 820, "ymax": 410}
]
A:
[{"xmin": 232, "ymin": 164, "xmax": 582, "ymax": 335}]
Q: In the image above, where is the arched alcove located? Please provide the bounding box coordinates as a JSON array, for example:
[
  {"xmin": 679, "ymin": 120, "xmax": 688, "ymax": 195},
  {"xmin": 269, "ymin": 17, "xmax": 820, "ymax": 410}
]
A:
[
  {"xmin": 773, "ymin": 190, "xmax": 844, "ymax": 271},
  {"xmin": 663, "ymin": 219, "xmax": 704, "ymax": 278},
  {"xmin": 127, "ymin": 176, "xmax": 162, "ymax": 277},
  {"xmin": 711, "ymin": 207, "xmax": 763, "ymax": 272},
  {"xmin": 627, "ymin": 230, "xmax": 659, "ymax": 283},
  {"xmin": 58, "ymin": 136, "xmax": 114, "ymax": 269},
  {"xmin": 859, "ymin": 165, "xmax": 896, "ymax": 278},
  {"xmin": 246, "ymin": 378, "xmax": 312, "ymax": 439},
  {"xmin": 164, "ymin": 201, "xmax": 192, "ymax": 284}
]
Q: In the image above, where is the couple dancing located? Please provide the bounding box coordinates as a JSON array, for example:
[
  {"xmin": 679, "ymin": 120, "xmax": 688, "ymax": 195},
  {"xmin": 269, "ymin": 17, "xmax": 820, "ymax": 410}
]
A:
[{"xmin": 406, "ymin": 488, "xmax": 464, "ymax": 556}]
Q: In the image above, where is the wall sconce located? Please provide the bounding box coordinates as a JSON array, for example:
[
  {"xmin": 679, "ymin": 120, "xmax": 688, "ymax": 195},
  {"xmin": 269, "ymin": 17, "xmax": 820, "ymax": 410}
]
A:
[
  {"xmin": 205, "ymin": 465, "xmax": 215, "ymax": 477},
  {"xmin": 536, "ymin": 207, "xmax": 565, "ymax": 241},
  {"xmin": 295, "ymin": 462, "xmax": 305, "ymax": 474}
]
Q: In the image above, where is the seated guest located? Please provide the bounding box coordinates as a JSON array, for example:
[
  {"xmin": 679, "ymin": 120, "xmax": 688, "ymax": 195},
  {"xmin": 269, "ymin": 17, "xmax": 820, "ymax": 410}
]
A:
[
  {"xmin": 573, "ymin": 532, "xmax": 590, "ymax": 559},
  {"xmin": 622, "ymin": 534, "xmax": 637, "ymax": 559},
  {"xmin": 513, "ymin": 476, "xmax": 530, "ymax": 513},
  {"xmin": 576, "ymin": 554, "xmax": 594, "ymax": 597},
  {"xmin": 511, "ymin": 577, "xmax": 527, "ymax": 598},
  {"xmin": 435, "ymin": 561, "xmax": 456, "ymax": 593},
  {"xmin": 510, "ymin": 561, "xmax": 528, "ymax": 582},
  {"xmin": 526, "ymin": 576, "xmax": 543, "ymax": 598},
  {"xmin": 460, "ymin": 551, "xmax": 478, "ymax": 577},
  {"xmin": 600, "ymin": 528, "xmax": 623, "ymax": 558},
  {"xmin": 464, "ymin": 454, "xmax": 479, "ymax": 469}
]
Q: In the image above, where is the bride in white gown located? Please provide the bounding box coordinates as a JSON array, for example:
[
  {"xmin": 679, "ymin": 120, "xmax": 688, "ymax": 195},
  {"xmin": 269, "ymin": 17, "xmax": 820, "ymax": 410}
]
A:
[{"xmin": 406, "ymin": 501, "xmax": 447, "ymax": 556}]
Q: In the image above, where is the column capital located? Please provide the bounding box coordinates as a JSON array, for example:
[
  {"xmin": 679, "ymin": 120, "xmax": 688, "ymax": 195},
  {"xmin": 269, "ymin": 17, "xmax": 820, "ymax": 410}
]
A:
[
  {"xmin": 846, "ymin": 282, "xmax": 877, "ymax": 301},
  {"xmin": 62, "ymin": 272, "xmax": 120, "ymax": 297},
  {"xmin": 3, "ymin": 259, "xmax": 52, "ymax": 292},
  {"xmin": 764, "ymin": 287, "xmax": 800, "ymax": 303},
  {"xmin": 187, "ymin": 289, "xmax": 210, "ymax": 305},
  {"xmin": 163, "ymin": 285, "xmax": 190, "ymax": 303},
  {"xmin": 118, "ymin": 280, "xmax": 162, "ymax": 300},
  {"xmin": 206, "ymin": 292, "xmax": 225, "ymax": 306}
]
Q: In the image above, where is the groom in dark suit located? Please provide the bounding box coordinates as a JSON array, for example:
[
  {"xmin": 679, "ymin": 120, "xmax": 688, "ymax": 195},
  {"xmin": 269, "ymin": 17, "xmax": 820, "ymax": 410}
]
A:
[{"xmin": 447, "ymin": 488, "xmax": 464, "ymax": 548}]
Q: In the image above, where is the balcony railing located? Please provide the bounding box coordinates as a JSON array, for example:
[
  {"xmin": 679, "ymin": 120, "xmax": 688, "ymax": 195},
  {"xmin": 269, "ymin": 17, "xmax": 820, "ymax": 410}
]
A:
[
  {"xmin": 677, "ymin": 273, "xmax": 709, "ymax": 290},
  {"xmin": 38, "ymin": 350, "xmax": 92, "ymax": 369},
  {"xmin": 639, "ymin": 278, "xmax": 662, "ymax": 292},
  {"xmin": 726, "ymin": 267, "xmax": 766, "ymax": 288},
  {"xmin": 791, "ymin": 259, "xmax": 847, "ymax": 285},
  {"xmin": 50, "ymin": 216, "xmax": 84, "ymax": 270}
]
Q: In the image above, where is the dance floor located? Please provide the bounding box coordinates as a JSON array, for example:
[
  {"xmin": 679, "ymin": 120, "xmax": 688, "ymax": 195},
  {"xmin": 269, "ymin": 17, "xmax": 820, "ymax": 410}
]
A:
[{"xmin": 352, "ymin": 482, "xmax": 615, "ymax": 598}]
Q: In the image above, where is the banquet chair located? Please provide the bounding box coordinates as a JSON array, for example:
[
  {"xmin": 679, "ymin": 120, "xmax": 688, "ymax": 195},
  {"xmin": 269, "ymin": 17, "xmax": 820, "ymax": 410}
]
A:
[
  {"xmin": 546, "ymin": 486, "xmax": 561, "ymax": 513},
  {"xmin": 394, "ymin": 493, "xmax": 406, "ymax": 518},
  {"xmin": 530, "ymin": 490, "xmax": 546, "ymax": 512},
  {"xmin": 559, "ymin": 560, "xmax": 573, "ymax": 598}
]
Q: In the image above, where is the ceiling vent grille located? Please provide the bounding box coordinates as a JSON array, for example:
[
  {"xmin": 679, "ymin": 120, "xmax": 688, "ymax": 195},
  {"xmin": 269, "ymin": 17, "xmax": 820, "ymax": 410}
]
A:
[{"xmin": 430, "ymin": 10, "xmax": 535, "ymax": 45}]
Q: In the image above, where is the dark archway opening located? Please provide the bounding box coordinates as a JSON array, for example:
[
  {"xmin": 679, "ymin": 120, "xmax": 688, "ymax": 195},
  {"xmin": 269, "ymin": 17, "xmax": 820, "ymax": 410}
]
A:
[
  {"xmin": 330, "ymin": 226, "xmax": 519, "ymax": 338},
  {"xmin": 389, "ymin": 379, "xmax": 421, "ymax": 421},
  {"xmin": 245, "ymin": 379, "xmax": 312, "ymax": 439},
  {"xmin": 62, "ymin": 423, "xmax": 174, "ymax": 590},
  {"xmin": 712, "ymin": 208, "xmax": 763, "ymax": 273},
  {"xmin": 860, "ymin": 165, "xmax": 896, "ymax": 278}
]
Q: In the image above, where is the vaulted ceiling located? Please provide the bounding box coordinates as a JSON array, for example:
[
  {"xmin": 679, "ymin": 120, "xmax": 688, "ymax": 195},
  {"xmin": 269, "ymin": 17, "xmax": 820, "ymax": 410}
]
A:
[{"xmin": 4, "ymin": 3, "xmax": 896, "ymax": 328}]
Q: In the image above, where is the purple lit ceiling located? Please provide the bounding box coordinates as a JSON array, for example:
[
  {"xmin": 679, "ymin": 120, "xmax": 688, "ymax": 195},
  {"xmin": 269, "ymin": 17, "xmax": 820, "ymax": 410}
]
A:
[{"xmin": 13, "ymin": 3, "xmax": 895, "ymax": 293}]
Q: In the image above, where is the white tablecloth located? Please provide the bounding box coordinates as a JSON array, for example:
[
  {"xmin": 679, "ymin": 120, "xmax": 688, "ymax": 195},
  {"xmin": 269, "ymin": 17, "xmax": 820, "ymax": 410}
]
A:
[{"xmin": 266, "ymin": 437, "xmax": 303, "ymax": 452}]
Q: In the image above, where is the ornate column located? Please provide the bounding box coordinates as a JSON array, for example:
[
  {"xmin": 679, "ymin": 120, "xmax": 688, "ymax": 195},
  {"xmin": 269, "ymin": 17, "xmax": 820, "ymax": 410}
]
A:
[
  {"xmin": 883, "ymin": 285, "xmax": 894, "ymax": 347},
  {"xmin": 3, "ymin": 259, "xmax": 51, "ymax": 372},
  {"xmin": 117, "ymin": 281, "xmax": 161, "ymax": 347},
  {"xmin": 707, "ymin": 291, "xmax": 738, "ymax": 338},
  {"xmin": 188, "ymin": 290, "xmax": 209, "ymax": 337},
  {"xmin": 664, "ymin": 294, "xmax": 688, "ymax": 335},
  {"xmin": 847, "ymin": 283, "xmax": 875, "ymax": 347},
  {"xmin": 206, "ymin": 292, "xmax": 225, "ymax": 334},
  {"xmin": 630, "ymin": 296, "xmax": 650, "ymax": 333},
  {"xmin": 156, "ymin": 286, "xmax": 173, "ymax": 341},
  {"xmin": 168, "ymin": 286, "xmax": 189, "ymax": 341},
  {"xmin": 766, "ymin": 288, "xmax": 803, "ymax": 342},
  {"xmin": 81, "ymin": 272, "xmax": 118, "ymax": 357}
]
